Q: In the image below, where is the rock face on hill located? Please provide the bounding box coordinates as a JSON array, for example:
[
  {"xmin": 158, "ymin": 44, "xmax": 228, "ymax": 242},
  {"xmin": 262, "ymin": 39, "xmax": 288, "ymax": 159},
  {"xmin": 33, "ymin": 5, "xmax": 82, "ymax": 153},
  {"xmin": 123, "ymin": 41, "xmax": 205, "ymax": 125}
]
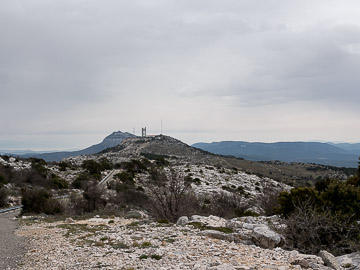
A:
[
  {"xmin": 70, "ymin": 134, "xmax": 239, "ymax": 168},
  {"xmin": 22, "ymin": 131, "xmax": 136, "ymax": 162}
]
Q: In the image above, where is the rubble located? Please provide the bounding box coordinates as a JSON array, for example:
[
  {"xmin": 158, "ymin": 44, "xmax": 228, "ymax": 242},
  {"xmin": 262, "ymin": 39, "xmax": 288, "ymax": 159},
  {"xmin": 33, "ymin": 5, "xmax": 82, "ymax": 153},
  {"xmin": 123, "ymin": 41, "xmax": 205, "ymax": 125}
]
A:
[{"xmin": 16, "ymin": 216, "xmax": 333, "ymax": 270}]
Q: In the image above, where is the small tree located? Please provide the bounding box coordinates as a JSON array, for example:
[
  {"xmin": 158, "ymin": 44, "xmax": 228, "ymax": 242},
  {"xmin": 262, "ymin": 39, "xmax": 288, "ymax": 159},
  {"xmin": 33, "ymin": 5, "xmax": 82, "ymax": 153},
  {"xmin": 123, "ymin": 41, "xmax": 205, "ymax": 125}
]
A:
[
  {"xmin": 277, "ymin": 187, "xmax": 321, "ymax": 217},
  {"xmin": 281, "ymin": 199, "xmax": 360, "ymax": 255},
  {"xmin": 82, "ymin": 181, "xmax": 106, "ymax": 212},
  {"xmin": 0, "ymin": 187, "xmax": 8, "ymax": 207},
  {"xmin": 146, "ymin": 170, "xmax": 199, "ymax": 222},
  {"xmin": 21, "ymin": 188, "xmax": 64, "ymax": 215},
  {"xmin": 257, "ymin": 182, "xmax": 281, "ymax": 216}
]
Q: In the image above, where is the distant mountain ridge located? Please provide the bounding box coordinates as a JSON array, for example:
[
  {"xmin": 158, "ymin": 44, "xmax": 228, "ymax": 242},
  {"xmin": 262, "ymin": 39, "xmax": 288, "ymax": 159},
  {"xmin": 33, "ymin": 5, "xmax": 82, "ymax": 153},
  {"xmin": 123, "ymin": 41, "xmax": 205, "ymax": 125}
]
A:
[
  {"xmin": 21, "ymin": 131, "xmax": 136, "ymax": 162},
  {"xmin": 192, "ymin": 141, "xmax": 360, "ymax": 168}
]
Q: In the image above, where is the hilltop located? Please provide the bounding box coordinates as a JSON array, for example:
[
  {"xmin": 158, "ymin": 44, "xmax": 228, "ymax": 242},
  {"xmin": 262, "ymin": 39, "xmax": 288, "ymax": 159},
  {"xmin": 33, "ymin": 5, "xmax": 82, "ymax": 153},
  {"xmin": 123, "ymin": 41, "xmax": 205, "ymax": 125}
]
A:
[
  {"xmin": 67, "ymin": 134, "xmax": 354, "ymax": 187},
  {"xmin": 21, "ymin": 131, "xmax": 135, "ymax": 162}
]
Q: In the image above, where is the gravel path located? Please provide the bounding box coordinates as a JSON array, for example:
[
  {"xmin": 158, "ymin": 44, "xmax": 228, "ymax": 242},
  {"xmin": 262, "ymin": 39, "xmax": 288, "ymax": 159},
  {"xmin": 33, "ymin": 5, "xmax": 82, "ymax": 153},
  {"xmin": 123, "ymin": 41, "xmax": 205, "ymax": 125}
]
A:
[{"xmin": 0, "ymin": 210, "xmax": 27, "ymax": 270}]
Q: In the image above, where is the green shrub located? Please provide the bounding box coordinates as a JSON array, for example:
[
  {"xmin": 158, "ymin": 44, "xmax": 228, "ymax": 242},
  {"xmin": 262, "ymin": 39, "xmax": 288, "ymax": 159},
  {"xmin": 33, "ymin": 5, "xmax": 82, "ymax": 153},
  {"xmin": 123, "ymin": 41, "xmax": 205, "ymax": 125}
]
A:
[
  {"xmin": 282, "ymin": 199, "xmax": 360, "ymax": 255},
  {"xmin": 0, "ymin": 174, "xmax": 8, "ymax": 185},
  {"xmin": 72, "ymin": 173, "xmax": 90, "ymax": 189},
  {"xmin": 82, "ymin": 160, "xmax": 105, "ymax": 175},
  {"xmin": 114, "ymin": 172, "xmax": 134, "ymax": 184},
  {"xmin": 51, "ymin": 174, "xmax": 69, "ymax": 189},
  {"xmin": 0, "ymin": 187, "xmax": 8, "ymax": 207},
  {"xmin": 278, "ymin": 175, "xmax": 360, "ymax": 255},
  {"xmin": 321, "ymin": 181, "xmax": 360, "ymax": 220},
  {"xmin": 21, "ymin": 188, "xmax": 64, "ymax": 215},
  {"xmin": 30, "ymin": 158, "xmax": 48, "ymax": 177},
  {"xmin": 58, "ymin": 161, "xmax": 71, "ymax": 171},
  {"xmin": 277, "ymin": 187, "xmax": 321, "ymax": 217}
]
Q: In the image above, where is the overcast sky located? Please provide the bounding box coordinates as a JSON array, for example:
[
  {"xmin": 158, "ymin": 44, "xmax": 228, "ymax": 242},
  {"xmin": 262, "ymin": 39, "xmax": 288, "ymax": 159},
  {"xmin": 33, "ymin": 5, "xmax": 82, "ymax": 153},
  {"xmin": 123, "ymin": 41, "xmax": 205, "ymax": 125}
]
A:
[{"xmin": 1, "ymin": 0, "xmax": 360, "ymax": 150}]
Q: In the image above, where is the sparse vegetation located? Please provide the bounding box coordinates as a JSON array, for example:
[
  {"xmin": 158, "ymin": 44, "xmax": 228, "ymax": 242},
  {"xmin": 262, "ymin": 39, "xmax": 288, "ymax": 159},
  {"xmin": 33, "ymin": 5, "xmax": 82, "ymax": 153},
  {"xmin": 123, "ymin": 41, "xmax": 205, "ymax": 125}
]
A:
[
  {"xmin": 146, "ymin": 170, "xmax": 199, "ymax": 222},
  {"xmin": 277, "ymin": 165, "xmax": 360, "ymax": 255},
  {"xmin": 21, "ymin": 188, "xmax": 64, "ymax": 215},
  {"xmin": 0, "ymin": 187, "xmax": 8, "ymax": 207}
]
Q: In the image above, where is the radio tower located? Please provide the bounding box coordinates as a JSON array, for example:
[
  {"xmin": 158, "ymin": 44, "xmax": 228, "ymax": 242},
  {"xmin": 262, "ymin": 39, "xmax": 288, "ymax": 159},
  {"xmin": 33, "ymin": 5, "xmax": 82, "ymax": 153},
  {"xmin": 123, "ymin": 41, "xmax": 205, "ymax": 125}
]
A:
[{"xmin": 142, "ymin": 127, "xmax": 146, "ymax": 137}]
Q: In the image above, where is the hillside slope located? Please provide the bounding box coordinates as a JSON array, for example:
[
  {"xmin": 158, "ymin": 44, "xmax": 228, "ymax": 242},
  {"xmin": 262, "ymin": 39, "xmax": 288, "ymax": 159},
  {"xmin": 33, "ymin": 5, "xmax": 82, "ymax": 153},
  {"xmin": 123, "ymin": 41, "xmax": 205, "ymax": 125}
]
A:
[
  {"xmin": 21, "ymin": 131, "xmax": 135, "ymax": 162},
  {"xmin": 192, "ymin": 141, "xmax": 359, "ymax": 168}
]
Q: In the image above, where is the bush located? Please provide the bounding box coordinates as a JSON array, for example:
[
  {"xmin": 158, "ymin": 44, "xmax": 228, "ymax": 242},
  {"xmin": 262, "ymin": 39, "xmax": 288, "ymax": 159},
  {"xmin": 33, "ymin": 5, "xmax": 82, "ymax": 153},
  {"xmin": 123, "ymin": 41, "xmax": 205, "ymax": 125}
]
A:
[
  {"xmin": 257, "ymin": 182, "xmax": 281, "ymax": 216},
  {"xmin": 82, "ymin": 181, "xmax": 107, "ymax": 212},
  {"xmin": 114, "ymin": 172, "xmax": 134, "ymax": 185},
  {"xmin": 0, "ymin": 187, "xmax": 8, "ymax": 207},
  {"xmin": 30, "ymin": 158, "xmax": 48, "ymax": 177},
  {"xmin": 21, "ymin": 188, "xmax": 64, "ymax": 215},
  {"xmin": 72, "ymin": 173, "xmax": 90, "ymax": 189},
  {"xmin": 82, "ymin": 160, "xmax": 105, "ymax": 175},
  {"xmin": 51, "ymin": 174, "xmax": 69, "ymax": 189},
  {"xmin": 0, "ymin": 174, "xmax": 8, "ymax": 186},
  {"xmin": 146, "ymin": 170, "xmax": 199, "ymax": 222},
  {"xmin": 58, "ymin": 161, "xmax": 71, "ymax": 171},
  {"xmin": 122, "ymin": 159, "xmax": 148, "ymax": 175},
  {"xmin": 277, "ymin": 187, "xmax": 321, "ymax": 217},
  {"xmin": 205, "ymin": 192, "xmax": 251, "ymax": 218},
  {"xmin": 281, "ymin": 199, "xmax": 360, "ymax": 255},
  {"xmin": 278, "ymin": 175, "xmax": 360, "ymax": 255},
  {"xmin": 321, "ymin": 181, "xmax": 360, "ymax": 220}
]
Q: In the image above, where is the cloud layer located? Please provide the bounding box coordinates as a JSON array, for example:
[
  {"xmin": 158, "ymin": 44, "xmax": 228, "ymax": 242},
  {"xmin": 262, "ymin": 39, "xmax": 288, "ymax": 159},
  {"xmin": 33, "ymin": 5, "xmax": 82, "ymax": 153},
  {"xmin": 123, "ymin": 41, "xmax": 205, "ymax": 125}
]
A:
[{"xmin": 1, "ymin": 0, "xmax": 360, "ymax": 149}]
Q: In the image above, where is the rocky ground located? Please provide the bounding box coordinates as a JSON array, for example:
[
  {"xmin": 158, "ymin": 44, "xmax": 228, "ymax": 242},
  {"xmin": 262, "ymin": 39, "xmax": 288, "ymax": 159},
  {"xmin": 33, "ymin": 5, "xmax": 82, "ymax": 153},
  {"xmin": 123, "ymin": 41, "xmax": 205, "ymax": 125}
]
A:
[{"xmin": 14, "ymin": 214, "xmax": 344, "ymax": 270}]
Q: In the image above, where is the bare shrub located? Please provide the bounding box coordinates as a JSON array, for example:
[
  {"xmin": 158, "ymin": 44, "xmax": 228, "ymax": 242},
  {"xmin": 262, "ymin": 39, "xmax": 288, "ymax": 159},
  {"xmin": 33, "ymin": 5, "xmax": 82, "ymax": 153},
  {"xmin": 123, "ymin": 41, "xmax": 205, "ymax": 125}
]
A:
[
  {"xmin": 281, "ymin": 199, "xmax": 360, "ymax": 255},
  {"xmin": 82, "ymin": 180, "xmax": 107, "ymax": 212},
  {"xmin": 257, "ymin": 182, "xmax": 281, "ymax": 216},
  {"xmin": 206, "ymin": 191, "xmax": 251, "ymax": 218},
  {"xmin": 146, "ymin": 170, "xmax": 199, "ymax": 222},
  {"xmin": 69, "ymin": 192, "xmax": 87, "ymax": 215}
]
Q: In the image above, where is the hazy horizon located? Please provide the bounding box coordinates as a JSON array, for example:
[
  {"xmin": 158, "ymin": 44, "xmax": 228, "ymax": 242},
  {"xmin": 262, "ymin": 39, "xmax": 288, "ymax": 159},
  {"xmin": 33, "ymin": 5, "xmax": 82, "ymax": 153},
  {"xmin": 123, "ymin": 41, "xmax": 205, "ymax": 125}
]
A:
[
  {"xmin": 1, "ymin": 130, "xmax": 360, "ymax": 153},
  {"xmin": 1, "ymin": 1, "xmax": 360, "ymax": 150}
]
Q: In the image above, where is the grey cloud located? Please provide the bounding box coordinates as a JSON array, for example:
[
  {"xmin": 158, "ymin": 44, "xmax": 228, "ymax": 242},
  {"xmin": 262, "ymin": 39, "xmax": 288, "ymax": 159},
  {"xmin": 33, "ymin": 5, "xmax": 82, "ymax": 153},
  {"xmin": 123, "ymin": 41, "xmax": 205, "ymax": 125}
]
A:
[{"xmin": 1, "ymin": 0, "xmax": 360, "ymax": 148}]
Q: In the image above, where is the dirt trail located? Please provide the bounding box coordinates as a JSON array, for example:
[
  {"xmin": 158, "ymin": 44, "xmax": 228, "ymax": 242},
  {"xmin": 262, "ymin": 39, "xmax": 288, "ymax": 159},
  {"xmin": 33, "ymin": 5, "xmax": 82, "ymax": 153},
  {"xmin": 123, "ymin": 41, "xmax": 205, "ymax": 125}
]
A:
[{"xmin": 0, "ymin": 211, "xmax": 27, "ymax": 270}]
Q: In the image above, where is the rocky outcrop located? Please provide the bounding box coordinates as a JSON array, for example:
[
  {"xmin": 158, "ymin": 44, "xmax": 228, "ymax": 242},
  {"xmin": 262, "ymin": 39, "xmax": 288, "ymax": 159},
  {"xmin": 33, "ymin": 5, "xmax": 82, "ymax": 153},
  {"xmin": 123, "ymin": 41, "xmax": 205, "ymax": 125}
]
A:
[
  {"xmin": 17, "ymin": 216, "xmax": 322, "ymax": 270},
  {"xmin": 251, "ymin": 226, "xmax": 283, "ymax": 249},
  {"xmin": 336, "ymin": 251, "xmax": 360, "ymax": 269},
  {"xmin": 288, "ymin": 250, "xmax": 331, "ymax": 269},
  {"xmin": 190, "ymin": 215, "xmax": 227, "ymax": 227},
  {"xmin": 124, "ymin": 210, "xmax": 144, "ymax": 219},
  {"xmin": 199, "ymin": 230, "xmax": 237, "ymax": 242},
  {"xmin": 227, "ymin": 216, "xmax": 284, "ymax": 249},
  {"xmin": 319, "ymin": 250, "xmax": 342, "ymax": 270},
  {"xmin": 176, "ymin": 216, "xmax": 189, "ymax": 226}
]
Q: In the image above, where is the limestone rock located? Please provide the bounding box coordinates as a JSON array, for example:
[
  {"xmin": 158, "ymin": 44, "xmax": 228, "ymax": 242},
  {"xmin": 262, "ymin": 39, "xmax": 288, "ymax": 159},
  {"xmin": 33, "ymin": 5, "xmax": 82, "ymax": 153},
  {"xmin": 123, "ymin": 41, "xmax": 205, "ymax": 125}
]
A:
[
  {"xmin": 124, "ymin": 210, "xmax": 143, "ymax": 219},
  {"xmin": 208, "ymin": 263, "xmax": 236, "ymax": 270},
  {"xmin": 251, "ymin": 225, "xmax": 283, "ymax": 249},
  {"xmin": 336, "ymin": 251, "xmax": 360, "ymax": 269},
  {"xmin": 190, "ymin": 215, "xmax": 227, "ymax": 227},
  {"xmin": 200, "ymin": 230, "xmax": 236, "ymax": 242},
  {"xmin": 319, "ymin": 250, "xmax": 342, "ymax": 270},
  {"xmin": 288, "ymin": 250, "xmax": 325, "ymax": 269},
  {"xmin": 176, "ymin": 216, "xmax": 189, "ymax": 226},
  {"xmin": 65, "ymin": 217, "xmax": 74, "ymax": 223}
]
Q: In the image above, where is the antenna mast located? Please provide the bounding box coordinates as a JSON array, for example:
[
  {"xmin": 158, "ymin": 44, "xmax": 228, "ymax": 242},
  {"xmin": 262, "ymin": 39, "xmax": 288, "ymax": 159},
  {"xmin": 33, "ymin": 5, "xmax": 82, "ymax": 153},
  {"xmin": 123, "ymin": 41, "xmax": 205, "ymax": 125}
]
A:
[{"xmin": 161, "ymin": 118, "xmax": 163, "ymax": 135}]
